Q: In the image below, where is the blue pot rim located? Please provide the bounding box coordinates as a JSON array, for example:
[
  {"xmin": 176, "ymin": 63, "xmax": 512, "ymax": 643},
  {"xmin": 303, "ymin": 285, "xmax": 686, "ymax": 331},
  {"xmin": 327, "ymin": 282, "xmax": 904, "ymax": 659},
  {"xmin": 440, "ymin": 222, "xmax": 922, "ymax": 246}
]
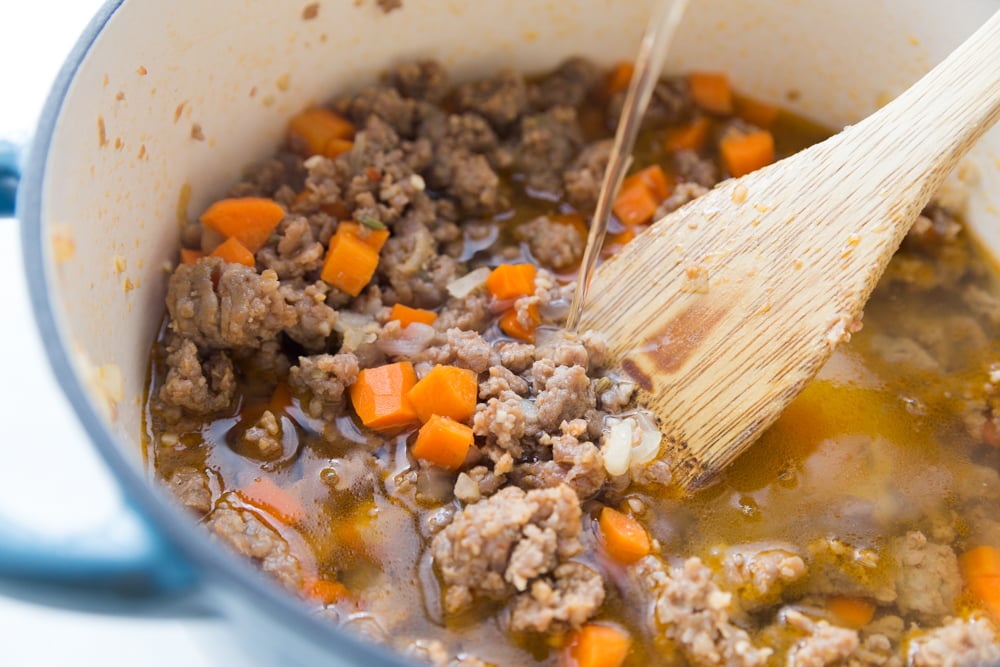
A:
[{"xmin": 18, "ymin": 2, "xmax": 411, "ymax": 664}]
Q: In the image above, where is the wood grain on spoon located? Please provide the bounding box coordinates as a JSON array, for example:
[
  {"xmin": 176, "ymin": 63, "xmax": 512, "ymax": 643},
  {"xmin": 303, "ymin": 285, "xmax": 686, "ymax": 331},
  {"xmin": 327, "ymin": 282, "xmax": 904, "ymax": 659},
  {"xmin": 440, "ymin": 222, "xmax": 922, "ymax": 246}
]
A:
[{"xmin": 579, "ymin": 11, "xmax": 1000, "ymax": 491}]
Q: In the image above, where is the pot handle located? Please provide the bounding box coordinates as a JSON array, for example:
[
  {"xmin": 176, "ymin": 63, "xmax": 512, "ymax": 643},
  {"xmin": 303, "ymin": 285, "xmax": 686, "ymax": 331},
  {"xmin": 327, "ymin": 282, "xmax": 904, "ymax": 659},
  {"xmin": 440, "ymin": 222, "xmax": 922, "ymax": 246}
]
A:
[
  {"xmin": 0, "ymin": 138, "xmax": 21, "ymax": 217},
  {"xmin": 0, "ymin": 501, "xmax": 210, "ymax": 616}
]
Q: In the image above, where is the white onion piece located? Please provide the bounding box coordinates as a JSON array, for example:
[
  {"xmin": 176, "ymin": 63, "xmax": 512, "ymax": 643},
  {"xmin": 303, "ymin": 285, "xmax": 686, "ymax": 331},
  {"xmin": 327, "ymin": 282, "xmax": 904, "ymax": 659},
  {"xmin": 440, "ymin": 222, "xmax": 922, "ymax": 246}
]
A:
[
  {"xmin": 446, "ymin": 267, "xmax": 491, "ymax": 298},
  {"xmin": 334, "ymin": 311, "xmax": 378, "ymax": 351},
  {"xmin": 377, "ymin": 322, "xmax": 436, "ymax": 357},
  {"xmin": 601, "ymin": 418, "xmax": 633, "ymax": 476},
  {"xmin": 630, "ymin": 411, "xmax": 663, "ymax": 466}
]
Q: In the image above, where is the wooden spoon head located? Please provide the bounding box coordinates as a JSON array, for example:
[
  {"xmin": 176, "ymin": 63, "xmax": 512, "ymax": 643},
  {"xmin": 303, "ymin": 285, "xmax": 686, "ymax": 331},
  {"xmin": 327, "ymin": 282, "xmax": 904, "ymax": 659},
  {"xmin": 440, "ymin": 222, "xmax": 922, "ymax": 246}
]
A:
[{"xmin": 579, "ymin": 146, "xmax": 918, "ymax": 491}]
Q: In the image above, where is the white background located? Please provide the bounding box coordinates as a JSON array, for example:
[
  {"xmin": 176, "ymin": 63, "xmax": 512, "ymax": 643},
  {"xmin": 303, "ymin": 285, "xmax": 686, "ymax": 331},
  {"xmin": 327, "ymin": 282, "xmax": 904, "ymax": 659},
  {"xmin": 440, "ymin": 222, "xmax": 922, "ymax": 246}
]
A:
[{"xmin": 0, "ymin": 1, "xmax": 218, "ymax": 664}]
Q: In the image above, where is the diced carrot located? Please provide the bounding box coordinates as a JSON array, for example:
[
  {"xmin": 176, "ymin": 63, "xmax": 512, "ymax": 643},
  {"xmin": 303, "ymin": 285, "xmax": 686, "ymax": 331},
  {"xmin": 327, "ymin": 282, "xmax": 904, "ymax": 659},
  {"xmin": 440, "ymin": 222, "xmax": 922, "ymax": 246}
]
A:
[
  {"xmin": 180, "ymin": 248, "xmax": 206, "ymax": 265},
  {"xmin": 336, "ymin": 221, "xmax": 390, "ymax": 252},
  {"xmin": 238, "ymin": 477, "xmax": 304, "ymax": 524},
  {"xmin": 688, "ymin": 72, "xmax": 733, "ymax": 115},
  {"xmin": 960, "ymin": 545, "xmax": 1000, "ymax": 621},
  {"xmin": 736, "ymin": 95, "xmax": 779, "ymax": 128},
  {"xmin": 200, "ymin": 197, "xmax": 286, "ymax": 253},
  {"xmin": 323, "ymin": 137, "xmax": 354, "ymax": 159},
  {"xmin": 320, "ymin": 229, "xmax": 380, "ymax": 296},
  {"xmin": 349, "ymin": 361, "xmax": 419, "ymax": 431},
  {"xmin": 605, "ymin": 61, "xmax": 635, "ymax": 97},
  {"xmin": 389, "ymin": 303, "xmax": 438, "ymax": 328},
  {"xmin": 624, "ymin": 165, "xmax": 671, "ymax": 202},
  {"xmin": 302, "ymin": 576, "xmax": 350, "ymax": 605},
  {"xmin": 210, "ymin": 236, "xmax": 256, "ymax": 267},
  {"xmin": 613, "ymin": 177, "xmax": 659, "ymax": 226},
  {"xmin": 406, "ymin": 365, "xmax": 478, "ymax": 424},
  {"xmin": 410, "ymin": 414, "xmax": 474, "ymax": 471},
  {"xmin": 826, "ymin": 596, "xmax": 876, "ymax": 629},
  {"xmin": 598, "ymin": 507, "xmax": 651, "ymax": 565},
  {"xmin": 563, "ymin": 623, "xmax": 631, "ymax": 667},
  {"xmin": 287, "ymin": 107, "xmax": 356, "ymax": 156},
  {"xmin": 720, "ymin": 129, "xmax": 775, "ymax": 177},
  {"xmin": 664, "ymin": 116, "xmax": 711, "ymax": 152},
  {"xmin": 499, "ymin": 304, "xmax": 540, "ymax": 343},
  {"xmin": 486, "ymin": 263, "xmax": 537, "ymax": 300}
]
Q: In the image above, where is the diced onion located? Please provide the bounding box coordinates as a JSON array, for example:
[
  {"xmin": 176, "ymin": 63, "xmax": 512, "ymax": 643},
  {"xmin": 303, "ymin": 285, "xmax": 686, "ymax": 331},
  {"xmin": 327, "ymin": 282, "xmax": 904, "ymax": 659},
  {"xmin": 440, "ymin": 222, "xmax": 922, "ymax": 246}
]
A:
[
  {"xmin": 539, "ymin": 298, "xmax": 571, "ymax": 321},
  {"xmin": 377, "ymin": 322, "xmax": 436, "ymax": 357},
  {"xmin": 601, "ymin": 418, "xmax": 633, "ymax": 476},
  {"xmin": 459, "ymin": 225, "xmax": 499, "ymax": 261},
  {"xmin": 334, "ymin": 311, "xmax": 378, "ymax": 351},
  {"xmin": 630, "ymin": 411, "xmax": 663, "ymax": 466},
  {"xmin": 446, "ymin": 266, "xmax": 491, "ymax": 298}
]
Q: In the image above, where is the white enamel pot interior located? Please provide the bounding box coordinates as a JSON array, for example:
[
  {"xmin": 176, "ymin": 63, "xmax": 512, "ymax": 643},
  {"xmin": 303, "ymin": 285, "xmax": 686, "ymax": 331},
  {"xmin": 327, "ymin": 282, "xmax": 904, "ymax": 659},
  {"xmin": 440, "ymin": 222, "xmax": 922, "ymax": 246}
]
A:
[{"xmin": 18, "ymin": 0, "xmax": 1000, "ymax": 664}]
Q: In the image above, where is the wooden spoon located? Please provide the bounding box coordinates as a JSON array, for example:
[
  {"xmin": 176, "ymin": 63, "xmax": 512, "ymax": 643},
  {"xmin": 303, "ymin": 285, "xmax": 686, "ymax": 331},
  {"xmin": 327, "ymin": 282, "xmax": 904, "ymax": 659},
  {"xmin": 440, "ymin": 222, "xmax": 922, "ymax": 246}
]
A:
[{"xmin": 578, "ymin": 11, "xmax": 1000, "ymax": 491}]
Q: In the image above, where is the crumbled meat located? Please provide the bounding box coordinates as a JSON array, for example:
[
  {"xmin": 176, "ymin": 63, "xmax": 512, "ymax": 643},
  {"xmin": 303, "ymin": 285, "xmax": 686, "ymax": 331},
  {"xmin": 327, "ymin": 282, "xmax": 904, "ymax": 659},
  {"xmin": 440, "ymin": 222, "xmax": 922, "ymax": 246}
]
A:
[
  {"xmin": 514, "ymin": 106, "xmax": 583, "ymax": 196},
  {"xmin": 479, "ymin": 365, "xmax": 530, "ymax": 400},
  {"xmin": 608, "ymin": 77, "xmax": 691, "ymax": 129},
  {"xmin": 280, "ymin": 281, "xmax": 338, "ymax": 351},
  {"xmin": 474, "ymin": 391, "xmax": 533, "ymax": 461},
  {"xmin": 634, "ymin": 556, "xmax": 771, "ymax": 667},
  {"xmin": 720, "ymin": 542, "xmax": 807, "ymax": 609},
  {"xmin": 847, "ymin": 633, "xmax": 902, "ymax": 667},
  {"xmin": 805, "ymin": 537, "xmax": 896, "ymax": 604},
  {"xmin": 242, "ymin": 410, "xmax": 283, "ymax": 457},
  {"xmin": 454, "ymin": 69, "xmax": 528, "ymax": 131},
  {"xmin": 508, "ymin": 561, "xmax": 605, "ymax": 632},
  {"xmin": 389, "ymin": 60, "xmax": 449, "ymax": 102},
  {"xmin": 256, "ymin": 215, "xmax": 326, "ymax": 280},
  {"xmin": 529, "ymin": 57, "xmax": 600, "ymax": 111},
  {"xmin": 563, "ymin": 139, "xmax": 612, "ymax": 213},
  {"xmin": 430, "ymin": 484, "xmax": 583, "ymax": 614},
  {"xmin": 159, "ymin": 337, "xmax": 236, "ymax": 415},
  {"xmin": 515, "ymin": 419, "xmax": 606, "ymax": 499},
  {"xmin": 536, "ymin": 330, "xmax": 607, "ymax": 373},
  {"xmin": 531, "ymin": 361, "xmax": 596, "ymax": 433},
  {"xmin": 227, "ymin": 153, "xmax": 305, "ymax": 198},
  {"xmin": 496, "ymin": 341, "xmax": 536, "ymax": 374},
  {"xmin": 166, "ymin": 258, "xmax": 295, "ymax": 350},
  {"xmin": 289, "ymin": 352, "xmax": 360, "ymax": 418},
  {"xmin": 891, "ymin": 531, "xmax": 961, "ymax": 620},
  {"xmin": 379, "ymin": 217, "xmax": 461, "ymax": 307},
  {"xmin": 335, "ymin": 85, "xmax": 417, "ymax": 137},
  {"xmin": 166, "ymin": 467, "xmax": 212, "ymax": 514},
  {"xmin": 907, "ymin": 616, "xmax": 1000, "ymax": 667},
  {"xmin": 207, "ymin": 498, "xmax": 302, "ymax": 589},
  {"xmin": 675, "ymin": 149, "xmax": 719, "ymax": 188},
  {"xmin": 783, "ymin": 608, "xmax": 860, "ymax": 667},
  {"xmin": 516, "ymin": 215, "xmax": 585, "ymax": 271},
  {"xmin": 656, "ymin": 181, "xmax": 709, "ymax": 217}
]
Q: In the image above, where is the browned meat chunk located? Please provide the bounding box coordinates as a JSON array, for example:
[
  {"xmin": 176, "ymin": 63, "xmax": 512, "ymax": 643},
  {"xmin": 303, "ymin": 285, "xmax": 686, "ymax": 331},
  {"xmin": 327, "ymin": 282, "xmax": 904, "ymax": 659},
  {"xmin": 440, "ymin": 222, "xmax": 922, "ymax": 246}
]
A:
[
  {"xmin": 634, "ymin": 556, "xmax": 772, "ymax": 667},
  {"xmin": 563, "ymin": 139, "xmax": 612, "ymax": 213},
  {"xmin": 720, "ymin": 542, "xmax": 807, "ymax": 609},
  {"xmin": 907, "ymin": 616, "xmax": 1000, "ymax": 667},
  {"xmin": 166, "ymin": 258, "xmax": 295, "ymax": 350},
  {"xmin": 389, "ymin": 60, "xmax": 449, "ymax": 103},
  {"xmin": 514, "ymin": 419, "xmax": 606, "ymax": 499},
  {"xmin": 783, "ymin": 609, "xmax": 860, "ymax": 667},
  {"xmin": 516, "ymin": 215, "xmax": 585, "ymax": 271},
  {"xmin": 430, "ymin": 484, "xmax": 586, "ymax": 614},
  {"xmin": 508, "ymin": 561, "xmax": 604, "ymax": 632},
  {"xmin": 280, "ymin": 281, "xmax": 338, "ymax": 352},
  {"xmin": 166, "ymin": 467, "xmax": 212, "ymax": 514},
  {"xmin": 207, "ymin": 498, "xmax": 302, "ymax": 590},
  {"xmin": 289, "ymin": 352, "xmax": 360, "ymax": 418},
  {"xmin": 454, "ymin": 69, "xmax": 528, "ymax": 131},
  {"xmin": 514, "ymin": 106, "xmax": 583, "ymax": 196},
  {"xmin": 529, "ymin": 57, "xmax": 601, "ymax": 111},
  {"xmin": 159, "ymin": 337, "xmax": 236, "ymax": 415},
  {"xmin": 892, "ymin": 531, "xmax": 961, "ymax": 620}
]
